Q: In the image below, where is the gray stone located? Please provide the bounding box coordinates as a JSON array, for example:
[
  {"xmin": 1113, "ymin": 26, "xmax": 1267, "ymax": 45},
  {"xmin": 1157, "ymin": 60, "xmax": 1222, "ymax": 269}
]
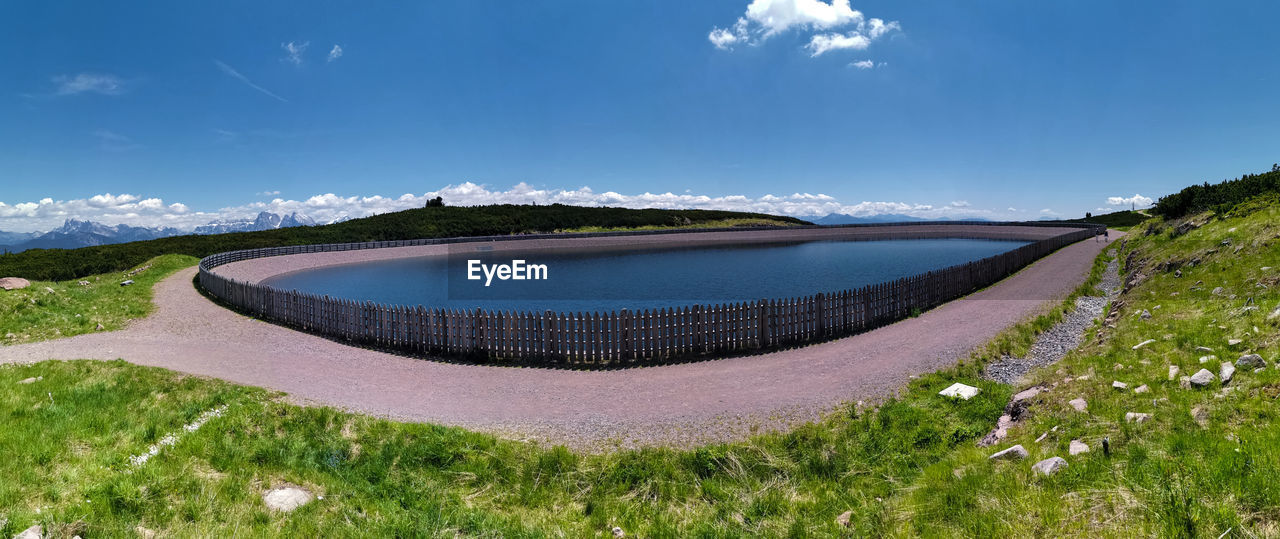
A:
[
  {"xmin": 1140, "ymin": 309, "xmax": 1152, "ymax": 320},
  {"xmin": 17, "ymin": 376, "xmax": 41, "ymax": 384},
  {"xmin": 613, "ymin": 526, "xmax": 626, "ymax": 537},
  {"xmin": 1189, "ymin": 369, "xmax": 1215, "ymax": 387},
  {"xmin": 1168, "ymin": 365, "xmax": 1180, "ymax": 380},
  {"xmin": 1228, "ymin": 338, "xmax": 1243, "ymax": 346},
  {"xmin": 1220, "ymin": 362, "xmax": 1235, "ymax": 383},
  {"xmin": 1069, "ymin": 439, "xmax": 1090, "ymax": 455},
  {"xmin": 979, "ymin": 414, "xmax": 1015, "ymax": 447},
  {"xmin": 78, "ymin": 280, "xmax": 90, "ymax": 286},
  {"xmin": 1195, "ymin": 346, "xmax": 1214, "ymax": 353},
  {"xmin": 1125, "ymin": 412, "xmax": 1152, "ymax": 423},
  {"xmin": 95, "ymin": 323, "xmax": 104, "ymax": 331},
  {"xmin": 836, "ymin": 511, "xmax": 853, "ymax": 527},
  {"xmin": 1011, "ymin": 386, "xmax": 1044, "ymax": 403},
  {"xmin": 0, "ymin": 277, "xmax": 31, "ymax": 291},
  {"xmin": 1199, "ymin": 355, "xmax": 1214, "ymax": 364},
  {"xmin": 262, "ymin": 485, "xmax": 313, "ymax": 512},
  {"xmin": 120, "ymin": 279, "xmax": 134, "ymax": 287},
  {"xmin": 1112, "ymin": 381, "xmax": 1128, "ymax": 390},
  {"xmin": 1031, "ymin": 456, "xmax": 1068, "ymax": 476},
  {"xmin": 13, "ymin": 524, "xmax": 41, "ymax": 539},
  {"xmin": 1134, "ymin": 384, "xmax": 1150, "ymax": 394},
  {"xmin": 1237, "ymin": 354, "xmax": 1266, "ymax": 369},
  {"xmin": 1269, "ymin": 306, "xmax": 1280, "ymax": 321},
  {"xmin": 1068, "ymin": 398, "xmax": 1087, "ymax": 412},
  {"xmin": 1212, "ymin": 287, "xmax": 1225, "ymax": 296},
  {"xmin": 989, "ymin": 444, "xmax": 1029, "ymax": 461},
  {"xmin": 1192, "ymin": 406, "xmax": 1209, "ymax": 426}
]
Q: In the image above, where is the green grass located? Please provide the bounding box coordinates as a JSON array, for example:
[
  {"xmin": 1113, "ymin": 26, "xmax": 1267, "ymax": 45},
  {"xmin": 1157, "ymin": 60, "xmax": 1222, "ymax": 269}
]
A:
[
  {"xmin": 1059, "ymin": 209, "xmax": 1152, "ymax": 231},
  {"xmin": 1, "ymin": 254, "xmax": 197, "ymax": 345}
]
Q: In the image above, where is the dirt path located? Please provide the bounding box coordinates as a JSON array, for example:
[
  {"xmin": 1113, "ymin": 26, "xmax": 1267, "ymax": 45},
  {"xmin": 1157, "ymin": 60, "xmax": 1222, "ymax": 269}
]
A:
[{"xmin": 0, "ymin": 232, "xmax": 1121, "ymax": 450}]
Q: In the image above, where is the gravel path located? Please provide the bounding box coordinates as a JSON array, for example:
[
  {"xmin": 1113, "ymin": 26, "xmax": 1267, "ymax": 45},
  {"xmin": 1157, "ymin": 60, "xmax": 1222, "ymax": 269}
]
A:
[
  {"xmin": 985, "ymin": 248, "xmax": 1121, "ymax": 384},
  {"xmin": 0, "ymin": 232, "xmax": 1120, "ymax": 451}
]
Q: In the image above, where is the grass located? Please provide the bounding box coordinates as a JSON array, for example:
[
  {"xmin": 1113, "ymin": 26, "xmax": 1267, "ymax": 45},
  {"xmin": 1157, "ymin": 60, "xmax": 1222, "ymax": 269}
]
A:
[
  {"xmin": 1, "ymin": 254, "xmax": 197, "ymax": 345},
  {"xmin": 3, "ymin": 202, "xmax": 1276, "ymax": 535},
  {"xmin": 557, "ymin": 217, "xmax": 803, "ymax": 233}
]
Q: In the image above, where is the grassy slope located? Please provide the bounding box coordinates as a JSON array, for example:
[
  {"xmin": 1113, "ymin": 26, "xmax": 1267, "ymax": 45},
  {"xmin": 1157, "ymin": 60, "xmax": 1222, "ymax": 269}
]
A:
[
  {"xmin": 1, "ymin": 254, "xmax": 197, "ymax": 345},
  {"xmin": 0, "ymin": 240, "xmax": 1115, "ymax": 537},
  {"xmin": 0, "ymin": 205, "xmax": 808, "ymax": 282},
  {"xmin": 1061, "ymin": 210, "xmax": 1152, "ymax": 231}
]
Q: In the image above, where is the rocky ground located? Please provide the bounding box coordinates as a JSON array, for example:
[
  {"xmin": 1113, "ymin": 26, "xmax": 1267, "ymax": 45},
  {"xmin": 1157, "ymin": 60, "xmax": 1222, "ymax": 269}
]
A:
[{"xmin": 985, "ymin": 248, "xmax": 1122, "ymax": 385}]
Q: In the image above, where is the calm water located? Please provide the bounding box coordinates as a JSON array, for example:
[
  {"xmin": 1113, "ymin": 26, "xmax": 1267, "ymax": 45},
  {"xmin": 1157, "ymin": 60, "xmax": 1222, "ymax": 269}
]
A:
[{"xmin": 262, "ymin": 238, "xmax": 1029, "ymax": 313}]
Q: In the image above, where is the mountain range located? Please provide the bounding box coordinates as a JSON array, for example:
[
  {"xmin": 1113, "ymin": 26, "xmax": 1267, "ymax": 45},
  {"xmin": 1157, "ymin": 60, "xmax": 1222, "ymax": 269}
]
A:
[{"xmin": 0, "ymin": 211, "xmax": 325, "ymax": 254}]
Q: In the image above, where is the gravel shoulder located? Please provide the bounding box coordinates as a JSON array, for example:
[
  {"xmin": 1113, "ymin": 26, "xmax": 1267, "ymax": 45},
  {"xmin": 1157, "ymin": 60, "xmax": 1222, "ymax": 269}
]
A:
[{"xmin": 0, "ymin": 232, "xmax": 1120, "ymax": 451}]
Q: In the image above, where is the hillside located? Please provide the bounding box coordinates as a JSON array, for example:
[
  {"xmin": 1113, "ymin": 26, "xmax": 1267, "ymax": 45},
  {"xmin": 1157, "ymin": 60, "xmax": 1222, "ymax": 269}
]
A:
[
  {"xmin": 1061, "ymin": 209, "xmax": 1150, "ymax": 229},
  {"xmin": 0, "ymin": 205, "xmax": 808, "ymax": 281}
]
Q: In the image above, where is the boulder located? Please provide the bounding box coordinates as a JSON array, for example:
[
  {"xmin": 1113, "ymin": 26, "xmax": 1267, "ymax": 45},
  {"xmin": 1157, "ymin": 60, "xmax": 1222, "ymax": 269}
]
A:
[
  {"xmin": 14, "ymin": 524, "xmax": 41, "ymax": 539},
  {"xmin": 989, "ymin": 444, "xmax": 1029, "ymax": 461},
  {"xmin": 1125, "ymin": 412, "xmax": 1152, "ymax": 423},
  {"xmin": 1031, "ymin": 456, "xmax": 1068, "ymax": 476},
  {"xmin": 1189, "ymin": 369, "xmax": 1215, "ymax": 387},
  {"xmin": 1220, "ymin": 362, "xmax": 1235, "ymax": 383},
  {"xmin": 939, "ymin": 383, "xmax": 981, "ymax": 400},
  {"xmin": 0, "ymin": 277, "xmax": 31, "ymax": 291},
  {"xmin": 262, "ymin": 484, "xmax": 314, "ymax": 512},
  {"xmin": 1068, "ymin": 398, "xmax": 1088, "ymax": 412},
  {"xmin": 1069, "ymin": 440, "xmax": 1090, "ymax": 455},
  {"xmin": 1237, "ymin": 354, "xmax": 1266, "ymax": 369}
]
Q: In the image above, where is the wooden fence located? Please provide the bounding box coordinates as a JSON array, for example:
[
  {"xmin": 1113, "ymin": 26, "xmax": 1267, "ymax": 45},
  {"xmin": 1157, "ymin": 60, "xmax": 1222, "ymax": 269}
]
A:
[{"xmin": 198, "ymin": 223, "xmax": 1099, "ymax": 367}]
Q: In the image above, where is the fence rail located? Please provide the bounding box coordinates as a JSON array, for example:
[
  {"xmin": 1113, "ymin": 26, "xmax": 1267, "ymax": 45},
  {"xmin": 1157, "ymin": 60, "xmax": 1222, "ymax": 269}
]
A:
[{"xmin": 198, "ymin": 223, "xmax": 1100, "ymax": 367}]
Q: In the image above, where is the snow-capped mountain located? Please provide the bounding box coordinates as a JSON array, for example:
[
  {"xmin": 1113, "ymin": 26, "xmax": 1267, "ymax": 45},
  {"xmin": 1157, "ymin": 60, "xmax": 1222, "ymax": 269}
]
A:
[
  {"xmin": 1, "ymin": 219, "xmax": 186, "ymax": 252},
  {"xmin": 192, "ymin": 211, "xmax": 316, "ymax": 235}
]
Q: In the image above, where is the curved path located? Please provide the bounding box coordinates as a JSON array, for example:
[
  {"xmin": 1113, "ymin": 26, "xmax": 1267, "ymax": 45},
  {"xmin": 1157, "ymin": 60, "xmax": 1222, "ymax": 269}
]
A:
[{"xmin": 0, "ymin": 232, "xmax": 1121, "ymax": 450}]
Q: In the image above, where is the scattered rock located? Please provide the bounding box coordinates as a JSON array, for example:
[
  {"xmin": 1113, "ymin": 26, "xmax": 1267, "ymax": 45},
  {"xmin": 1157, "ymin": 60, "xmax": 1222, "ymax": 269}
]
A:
[
  {"xmin": 1068, "ymin": 398, "xmax": 1088, "ymax": 412},
  {"xmin": 612, "ymin": 526, "xmax": 626, "ymax": 537},
  {"xmin": 1132, "ymin": 339, "xmax": 1156, "ymax": 350},
  {"xmin": 42, "ymin": 286, "xmax": 54, "ymax": 293},
  {"xmin": 979, "ymin": 414, "xmax": 1015, "ymax": 447},
  {"xmin": 990, "ymin": 444, "xmax": 1029, "ymax": 460},
  {"xmin": 14, "ymin": 524, "xmax": 41, "ymax": 539},
  {"xmin": 0, "ymin": 277, "xmax": 31, "ymax": 291},
  {"xmin": 1125, "ymin": 412, "xmax": 1152, "ymax": 423},
  {"xmin": 95, "ymin": 323, "xmax": 104, "ymax": 331},
  {"xmin": 1140, "ymin": 309, "xmax": 1152, "ymax": 320},
  {"xmin": 17, "ymin": 376, "xmax": 42, "ymax": 384},
  {"xmin": 1228, "ymin": 338, "xmax": 1243, "ymax": 346},
  {"xmin": 1195, "ymin": 346, "xmax": 1214, "ymax": 353},
  {"xmin": 1237, "ymin": 354, "xmax": 1266, "ymax": 369},
  {"xmin": 1189, "ymin": 369, "xmax": 1216, "ymax": 388},
  {"xmin": 835, "ymin": 511, "xmax": 853, "ymax": 527},
  {"xmin": 78, "ymin": 280, "xmax": 90, "ymax": 286},
  {"xmin": 1112, "ymin": 381, "xmax": 1128, "ymax": 390},
  {"xmin": 1011, "ymin": 386, "xmax": 1045, "ymax": 403},
  {"xmin": 1220, "ymin": 362, "xmax": 1235, "ymax": 383},
  {"xmin": 1032, "ymin": 456, "xmax": 1068, "ymax": 476},
  {"xmin": 1134, "ymin": 384, "xmax": 1150, "ymax": 394},
  {"xmin": 1269, "ymin": 306, "xmax": 1280, "ymax": 321},
  {"xmin": 1191, "ymin": 406, "xmax": 1209, "ymax": 426},
  {"xmin": 1034, "ymin": 426, "xmax": 1059, "ymax": 443},
  {"xmin": 1174, "ymin": 269, "xmax": 1182, "ymax": 278},
  {"xmin": 939, "ymin": 383, "xmax": 981, "ymax": 400},
  {"xmin": 120, "ymin": 279, "xmax": 134, "ymax": 287},
  {"xmin": 1199, "ymin": 355, "xmax": 1214, "ymax": 364},
  {"xmin": 262, "ymin": 484, "xmax": 314, "ymax": 512},
  {"xmin": 1180, "ymin": 375, "xmax": 1192, "ymax": 389},
  {"xmin": 1212, "ymin": 287, "xmax": 1226, "ymax": 296},
  {"xmin": 1069, "ymin": 440, "xmax": 1090, "ymax": 455},
  {"xmin": 1168, "ymin": 365, "xmax": 1180, "ymax": 380},
  {"xmin": 135, "ymin": 526, "xmax": 156, "ymax": 539}
]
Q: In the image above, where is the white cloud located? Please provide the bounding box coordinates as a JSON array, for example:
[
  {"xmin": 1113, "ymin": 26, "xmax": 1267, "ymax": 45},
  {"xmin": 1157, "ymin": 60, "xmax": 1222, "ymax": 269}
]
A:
[
  {"xmin": 214, "ymin": 60, "xmax": 288, "ymax": 102},
  {"xmin": 950, "ymin": 200, "xmax": 971, "ymax": 208},
  {"xmin": 710, "ymin": 0, "xmax": 898, "ymax": 57},
  {"xmin": 327, "ymin": 44, "xmax": 343, "ymax": 62},
  {"xmin": 54, "ymin": 73, "xmax": 125, "ymax": 96},
  {"xmin": 257, "ymin": 190, "xmax": 281, "ymax": 196},
  {"xmin": 1105, "ymin": 193, "xmax": 1153, "ymax": 207},
  {"xmin": 850, "ymin": 59, "xmax": 875, "ymax": 69},
  {"xmin": 0, "ymin": 184, "xmax": 1010, "ymax": 234},
  {"xmin": 1040, "ymin": 208, "xmax": 1059, "ymax": 216},
  {"xmin": 281, "ymin": 41, "xmax": 310, "ymax": 65}
]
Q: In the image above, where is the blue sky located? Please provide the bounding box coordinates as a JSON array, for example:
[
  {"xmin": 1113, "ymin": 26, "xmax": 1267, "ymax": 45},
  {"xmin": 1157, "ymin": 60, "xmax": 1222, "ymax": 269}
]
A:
[{"xmin": 2, "ymin": 1, "xmax": 1278, "ymax": 232}]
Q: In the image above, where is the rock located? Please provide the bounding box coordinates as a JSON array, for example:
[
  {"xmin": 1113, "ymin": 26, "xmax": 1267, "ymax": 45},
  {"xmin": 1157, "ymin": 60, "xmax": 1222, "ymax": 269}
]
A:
[
  {"xmin": 1069, "ymin": 440, "xmax": 1090, "ymax": 455},
  {"xmin": 1011, "ymin": 386, "xmax": 1044, "ymax": 403},
  {"xmin": 120, "ymin": 279, "xmax": 134, "ymax": 287},
  {"xmin": 1134, "ymin": 384, "xmax": 1150, "ymax": 394},
  {"xmin": 835, "ymin": 511, "xmax": 853, "ymax": 527},
  {"xmin": 1125, "ymin": 412, "xmax": 1152, "ymax": 423},
  {"xmin": 1228, "ymin": 338, "xmax": 1243, "ymax": 346},
  {"xmin": 1212, "ymin": 287, "xmax": 1225, "ymax": 295},
  {"xmin": 1255, "ymin": 367, "xmax": 1266, "ymax": 374},
  {"xmin": 1191, "ymin": 406, "xmax": 1209, "ymax": 426},
  {"xmin": 1174, "ymin": 269, "xmax": 1182, "ymax": 278},
  {"xmin": 1068, "ymin": 398, "xmax": 1088, "ymax": 412},
  {"xmin": 1180, "ymin": 375, "xmax": 1192, "ymax": 389},
  {"xmin": 1199, "ymin": 355, "xmax": 1214, "ymax": 364},
  {"xmin": 1140, "ymin": 309, "xmax": 1152, "ymax": 320},
  {"xmin": 0, "ymin": 277, "xmax": 31, "ymax": 290},
  {"xmin": 1112, "ymin": 381, "xmax": 1128, "ymax": 390},
  {"xmin": 17, "ymin": 376, "xmax": 41, "ymax": 384},
  {"xmin": 1270, "ymin": 306, "xmax": 1280, "ymax": 321},
  {"xmin": 1031, "ymin": 456, "xmax": 1068, "ymax": 476},
  {"xmin": 95, "ymin": 323, "xmax": 104, "ymax": 331},
  {"xmin": 78, "ymin": 280, "xmax": 90, "ymax": 286},
  {"xmin": 612, "ymin": 526, "xmax": 626, "ymax": 537},
  {"xmin": 13, "ymin": 524, "xmax": 41, "ymax": 539},
  {"xmin": 1168, "ymin": 365, "xmax": 1180, "ymax": 380},
  {"xmin": 1237, "ymin": 354, "xmax": 1266, "ymax": 368},
  {"xmin": 989, "ymin": 444, "xmax": 1029, "ymax": 461},
  {"xmin": 262, "ymin": 484, "xmax": 314, "ymax": 512},
  {"xmin": 1034, "ymin": 426, "xmax": 1059, "ymax": 444},
  {"xmin": 1189, "ymin": 369, "xmax": 1216, "ymax": 387},
  {"xmin": 1113, "ymin": 363, "xmax": 1126, "ymax": 371},
  {"xmin": 1220, "ymin": 362, "xmax": 1235, "ymax": 383},
  {"xmin": 939, "ymin": 383, "xmax": 981, "ymax": 400},
  {"xmin": 135, "ymin": 526, "xmax": 156, "ymax": 539},
  {"xmin": 978, "ymin": 414, "xmax": 1015, "ymax": 446},
  {"xmin": 1132, "ymin": 339, "xmax": 1156, "ymax": 350}
]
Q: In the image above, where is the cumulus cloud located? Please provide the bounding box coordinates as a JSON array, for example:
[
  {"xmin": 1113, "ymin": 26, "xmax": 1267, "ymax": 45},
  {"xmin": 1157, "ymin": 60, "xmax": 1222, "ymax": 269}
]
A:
[
  {"xmin": 1106, "ymin": 193, "xmax": 1153, "ymax": 208},
  {"xmin": 709, "ymin": 0, "xmax": 899, "ymax": 57},
  {"xmin": 53, "ymin": 73, "xmax": 125, "ymax": 96},
  {"xmin": 281, "ymin": 41, "xmax": 310, "ymax": 65},
  {"xmin": 0, "ymin": 184, "xmax": 1007, "ymax": 233},
  {"xmin": 850, "ymin": 59, "xmax": 875, "ymax": 69},
  {"xmin": 327, "ymin": 44, "xmax": 343, "ymax": 62}
]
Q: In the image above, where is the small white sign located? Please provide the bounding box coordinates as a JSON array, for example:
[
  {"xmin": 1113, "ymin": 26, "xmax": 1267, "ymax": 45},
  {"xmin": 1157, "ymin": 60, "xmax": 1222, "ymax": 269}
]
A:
[{"xmin": 939, "ymin": 382, "xmax": 981, "ymax": 400}]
